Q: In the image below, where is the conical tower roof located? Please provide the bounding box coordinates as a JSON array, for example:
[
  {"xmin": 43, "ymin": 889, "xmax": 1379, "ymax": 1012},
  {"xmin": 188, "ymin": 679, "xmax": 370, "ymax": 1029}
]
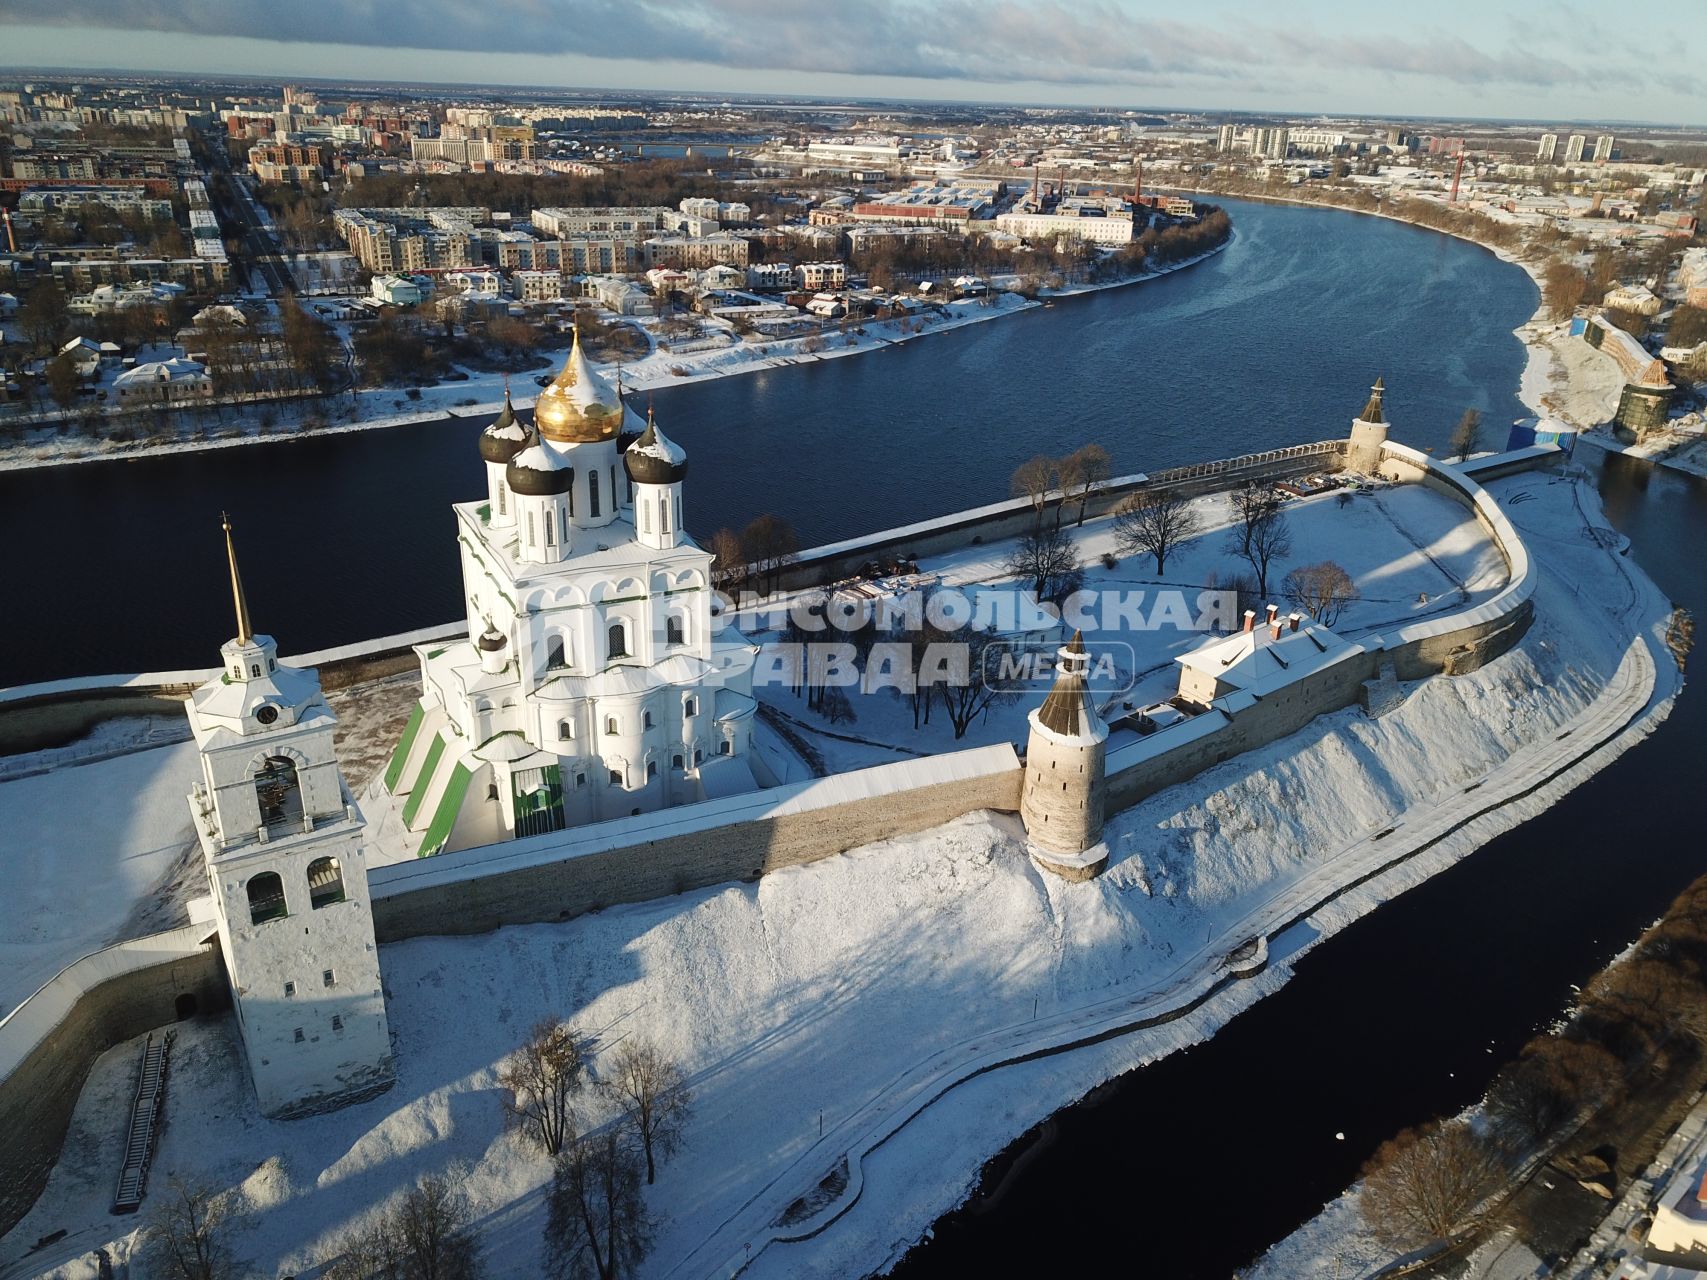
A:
[
  {"xmin": 1034, "ymin": 631, "xmax": 1107, "ymax": 742},
  {"xmin": 1357, "ymin": 376, "xmax": 1386, "ymax": 424}
]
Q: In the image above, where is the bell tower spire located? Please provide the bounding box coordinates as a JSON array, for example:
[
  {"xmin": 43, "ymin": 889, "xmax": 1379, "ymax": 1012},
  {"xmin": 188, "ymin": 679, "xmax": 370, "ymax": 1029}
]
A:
[{"xmin": 222, "ymin": 511, "xmax": 253, "ymax": 645}]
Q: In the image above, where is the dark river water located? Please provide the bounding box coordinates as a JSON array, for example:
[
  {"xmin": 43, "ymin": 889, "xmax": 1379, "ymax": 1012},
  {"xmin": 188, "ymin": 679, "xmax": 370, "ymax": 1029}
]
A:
[
  {"xmin": 0, "ymin": 196, "xmax": 1535, "ymax": 686},
  {"xmin": 0, "ymin": 195, "xmax": 1698, "ymax": 1275},
  {"xmin": 893, "ymin": 453, "xmax": 1704, "ymax": 1278}
]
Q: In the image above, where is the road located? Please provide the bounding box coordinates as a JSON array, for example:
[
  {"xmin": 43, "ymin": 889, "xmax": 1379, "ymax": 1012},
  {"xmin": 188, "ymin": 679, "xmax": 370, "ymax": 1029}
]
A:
[{"xmin": 196, "ymin": 129, "xmax": 290, "ymax": 296}]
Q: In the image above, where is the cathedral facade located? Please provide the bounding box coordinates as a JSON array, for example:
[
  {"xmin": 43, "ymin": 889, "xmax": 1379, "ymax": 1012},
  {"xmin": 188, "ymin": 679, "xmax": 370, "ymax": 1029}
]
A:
[{"xmin": 378, "ymin": 333, "xmax": 759, "ymax": 858}]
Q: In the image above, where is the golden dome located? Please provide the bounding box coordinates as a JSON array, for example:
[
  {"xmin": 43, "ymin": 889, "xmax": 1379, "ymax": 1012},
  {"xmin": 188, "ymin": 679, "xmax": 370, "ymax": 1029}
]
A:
[{"xmin": 533, "ymin": 327, "xmax": 622, "ymax": 443}]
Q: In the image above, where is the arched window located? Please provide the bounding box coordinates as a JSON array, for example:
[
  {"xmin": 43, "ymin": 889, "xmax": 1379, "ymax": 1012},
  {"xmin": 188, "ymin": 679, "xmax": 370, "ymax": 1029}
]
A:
[
  {"xmin": 247, "ymin": 871, "xmax": 286, "ymax": 925},
  {"xmin": 497, "ymin": 485, "xmax": 507, "ymax": 515},
  {"xmin": 684, "ymin": 695, "xmax": 697, "ymax": 718},
  {"xmin": 666, "ymin": 616, "xmax": 685, "ymax": 647},
  {"xmin": 641, "ymin": 503, "xmax": 650, "ymax": 533},
  {"xmin": 643, "ymin": 710, "xmax": 654, "ymax": 730},
  {"xmin": 557, "ymin": 718, "xmax": 573, "ymax": 741},
  {"xmin": 253, "ymin": 756, "xmax": 302, "ymax": 830},
  {"xmin": 605, "ymin": 715, "xmax": 619, "ymax": 735},
  {"xmin": 307, "ymin": 856, "xmax": 345, "ymax": 909},
  {"xmin": 609, "ymin": 768, "xmax": 623, "ymax": 787},
  {"xmin": 718, "ymin": 740, "xmax": 731, "ymax": 756},
  {"xmin": 546, "ymin": 635, "xmax": 567, "ymax": 669},
  {"xmin": 672, "ymin": 753, "xmax": 684, "ymax": 769},
  {"xmin": 589, "ymin": 469, "xmax": 601, "ymax": 517},
  {"xmin": 250, "ymin": 664, "xmax": 260, "ymax": 678},
  {"xmin": 608, "ymin": 621, "xmax": 628, "ymax": 659},
  {"xmin": 545, "ymin": 513, "xmax": 556, "ymax": 547},
  {"xmin": 660, "ymin": 500, "xmax": 671, "ymax": 535},
  {"xmin": 526, "ymin": 511, "xmax": 536, "ymax": 546},
  {"xmin": 558, "ymin": 507, "xmax": 568, "ymax": 544}
]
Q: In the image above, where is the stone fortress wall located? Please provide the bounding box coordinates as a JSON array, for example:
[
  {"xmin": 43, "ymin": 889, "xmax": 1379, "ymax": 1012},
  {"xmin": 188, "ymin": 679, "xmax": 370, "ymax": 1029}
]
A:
[{"xmin": 0, "ymin": 437, "xmax": 1550, "ymax": 1235}]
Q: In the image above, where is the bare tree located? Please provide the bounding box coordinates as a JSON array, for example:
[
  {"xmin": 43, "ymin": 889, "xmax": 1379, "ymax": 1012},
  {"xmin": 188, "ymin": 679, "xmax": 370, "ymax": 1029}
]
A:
[
  {"xmin": 934, "ymin": 626, "xmax": 1020, "ymax": 741},
  {"xmin": 500, "ymin": 1019, "xmax": 588, "ymax": 1156},
  {"xmin": 1010, "ymin": 455, "xmax": 1057, "ymax": 526},
  {"xmin": 1226, "ymin": 486, "xmax": 1292, "ymax": 599},
  {"xmin": 740, "ymin": 514, "xmax": 799, "ymax": 597},
  {"xmin": 1282, "ymin": 561, "xmax": 1359, "ymax": 626},
  {"xmin": 1112, "ymin": 488, "xmax": 1200, "ymax": 575},
  {"xmin": 325, "ymin": 1169, "xmax": 483, "ymax": 1280},
  {"xmin": 1358, "ymin": 1119, "xmax": 1504, "ymax": 1250},
  {"xmin": 1449, "ymin": 408, "xmax": 1483, "ymax": 462},
  {"xmin": 1004, "ymin": 524, "xmax": 1082, "ymax": 607},
  {"xmin": 707, "ymin": 526, "xmax": 746, "ymax": 591},
  {"xmin": 543, "ymin": 1130, "xmax": 654, "ymax": 1280},
  {"xmin": 1484, "ymin": 1036, "xmax": 1623, "ymax": 1147},
  {"xmin": 600, "ymin": 1038, "xmax": 693, "ymax": 1185},
  {"xmin": 140, "ymin": 1178, "xmax": 244, "ymax": 1280},
  {"xmin": 1062, "ymin": 443, "xmax": 1112, "ymax": 525}
]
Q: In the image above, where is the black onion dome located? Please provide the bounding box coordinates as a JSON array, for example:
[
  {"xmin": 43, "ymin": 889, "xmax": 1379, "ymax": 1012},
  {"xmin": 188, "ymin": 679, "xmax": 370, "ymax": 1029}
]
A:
[
  {"xmin": 478, "ymin": 394, "xmax": 528, "ymax": 463},
  {"xmin": 623, "ymin": 414, "xmax": 689, "ymax": 486},
  {"xmin": 477, "ymin": 626, "xmax": 508, "ymax": 652},
  {"xmin": 505, "ymin": 431, "xmax": 575, "ymax": 496}
]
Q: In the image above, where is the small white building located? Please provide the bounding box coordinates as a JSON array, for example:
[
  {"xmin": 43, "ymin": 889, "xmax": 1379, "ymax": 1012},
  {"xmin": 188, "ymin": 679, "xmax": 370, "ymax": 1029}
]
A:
[
  {"xmin": 58, "ymin": 335, "xmax": 106, "ymax": 378},
  {"xmin": 1650, "ymin": 1146, "xmax": 1707, "ymax": 1257},
  {"xmin": 370, "ymin": 274, "xmax": 424, "ymax": 306},
  {"xmin": 796, "ymin": 261, "xmax": 847, "ymax": 291},
  {"xmin": 114, "ymin": 357, "xmax": 214, "ymax": 405},
  {"xmin": 593, "ymin": 275, "xmax": 655, "ymax": 316},
  {"xmin": 744, "ymin": 263, "xmax": 796, "ymax": 291},
  {"xmin": 514, "ymin": 270, "xmax": 566, "ymax": 303},
  {"xmin": 1174, "ymin": 607, "xmax": 1359, "ymax": 709}
]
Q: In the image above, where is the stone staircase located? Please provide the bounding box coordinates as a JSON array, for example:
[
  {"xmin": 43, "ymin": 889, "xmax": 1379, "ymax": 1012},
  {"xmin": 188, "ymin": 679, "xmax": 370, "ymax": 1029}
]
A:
[{"xmin": 112, "ymin": 1030, "xmax": 174, "ymax": 1214}]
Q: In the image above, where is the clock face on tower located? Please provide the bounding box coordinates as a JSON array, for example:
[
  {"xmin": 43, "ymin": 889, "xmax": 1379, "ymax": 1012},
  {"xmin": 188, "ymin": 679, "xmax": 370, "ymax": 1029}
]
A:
[{"xmin": 255, "ymin": 704, "xmax": 279, "ymax": 726}]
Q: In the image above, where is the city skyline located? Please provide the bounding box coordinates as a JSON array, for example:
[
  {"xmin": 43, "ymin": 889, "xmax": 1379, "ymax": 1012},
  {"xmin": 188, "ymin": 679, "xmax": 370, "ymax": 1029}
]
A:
[{"xmin": 2, "ymin": 0, "xmax": 1704, "ymax": 127}]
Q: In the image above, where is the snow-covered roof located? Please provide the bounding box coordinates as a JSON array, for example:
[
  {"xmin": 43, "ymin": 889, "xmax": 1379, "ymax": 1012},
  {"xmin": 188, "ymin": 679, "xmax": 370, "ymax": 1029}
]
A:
[
  {"xmin": 1176, "ymin": 619, "xmax": 1359, "ymax": 697},
  {"xmin": 114, "ymin": 357, "xmax": 208, "ymax": 386},
  {"xmin": 629, "ymin": 419, "xmax": 686, "ymax": 466}
]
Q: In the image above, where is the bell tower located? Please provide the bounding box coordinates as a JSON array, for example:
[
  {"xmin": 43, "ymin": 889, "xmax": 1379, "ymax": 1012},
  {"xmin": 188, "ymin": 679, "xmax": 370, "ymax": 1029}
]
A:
[{"xmin": 186, "ymin": 515, "xmax": 394, "ymax": 1118}]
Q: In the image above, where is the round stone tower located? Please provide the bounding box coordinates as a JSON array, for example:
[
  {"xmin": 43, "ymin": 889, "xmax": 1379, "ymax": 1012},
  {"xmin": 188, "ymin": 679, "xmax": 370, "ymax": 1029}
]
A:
[
  {"xmin": 1021, "ymin": 631, "xmax": 1109, "ymax": 880},
  {"xmin": 1346, "ymin": 376, "xmax": 1390, "ymax": 474}
]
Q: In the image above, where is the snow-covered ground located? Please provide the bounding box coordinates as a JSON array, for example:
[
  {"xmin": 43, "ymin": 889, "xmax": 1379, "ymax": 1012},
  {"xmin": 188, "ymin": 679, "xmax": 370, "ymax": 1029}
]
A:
[
  {"xmin": 745, "ymin": 480, "xmax": 1507, "ymax": 773},
  {"xmin": 0, "ymin": 741, "xmax": 200, "ymax": 1019},
  {"xmin": 0, "ymin": 466, "xmax": 1677, "ymax": 1280}
]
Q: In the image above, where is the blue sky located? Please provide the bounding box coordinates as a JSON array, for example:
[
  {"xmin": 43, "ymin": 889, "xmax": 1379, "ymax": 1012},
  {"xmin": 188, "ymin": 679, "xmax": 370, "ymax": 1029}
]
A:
[{"xmin": 1, "ymin": 1, "xmax": 1701, "ymax": 125}]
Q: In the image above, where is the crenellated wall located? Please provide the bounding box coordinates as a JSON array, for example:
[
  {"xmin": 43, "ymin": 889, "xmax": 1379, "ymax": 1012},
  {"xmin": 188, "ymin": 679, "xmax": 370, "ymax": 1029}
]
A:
[{"xmin": 0, "ymin": 439, "xmax": 1552, "ymax": 1235}]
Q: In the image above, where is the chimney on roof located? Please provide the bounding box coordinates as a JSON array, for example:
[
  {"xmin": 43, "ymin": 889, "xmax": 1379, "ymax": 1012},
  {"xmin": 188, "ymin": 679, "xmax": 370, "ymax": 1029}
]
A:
[
  {"xmin": 1289, "ymin": 612, "xmax": 1302, "ymax": 633},
  {"xmin": 1243, "ymin": 609, "xmax": 1256, "ymax": 633},
  {"xmin": 1266, "ymin": 604, "xmax": 1281, "ymax": 640}
]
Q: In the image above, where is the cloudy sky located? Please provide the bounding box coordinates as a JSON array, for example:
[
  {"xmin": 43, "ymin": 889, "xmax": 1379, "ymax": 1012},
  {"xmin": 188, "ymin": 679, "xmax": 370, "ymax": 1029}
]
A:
[{"xmin": 1, "ymin": 0, "xmax": 1701, "ymax": 124}]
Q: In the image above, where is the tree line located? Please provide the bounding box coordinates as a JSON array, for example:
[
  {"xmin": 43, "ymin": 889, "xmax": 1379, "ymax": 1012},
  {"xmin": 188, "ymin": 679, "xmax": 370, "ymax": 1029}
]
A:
[{"xmin": 1356, "ymin": 869, "xmax": 1707, "ymax": 1256}]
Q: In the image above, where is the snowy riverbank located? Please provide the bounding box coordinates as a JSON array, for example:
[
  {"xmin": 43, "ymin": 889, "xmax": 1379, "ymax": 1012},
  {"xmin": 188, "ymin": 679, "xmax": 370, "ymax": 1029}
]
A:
[
  {"xmin": 0, "ymin": 467, "xmax": 1677, "ymax": 1280},
  {"xmin": 0, "ymin": 241, "xmax": 1227, "ymax": 475}
]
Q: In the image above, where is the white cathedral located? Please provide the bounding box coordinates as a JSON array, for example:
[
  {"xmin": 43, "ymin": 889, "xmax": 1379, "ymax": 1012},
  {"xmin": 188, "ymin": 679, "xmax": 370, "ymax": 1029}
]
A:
[{"xmin": 375, "ymin": 331, "xmax": 760, "ymax": 858}]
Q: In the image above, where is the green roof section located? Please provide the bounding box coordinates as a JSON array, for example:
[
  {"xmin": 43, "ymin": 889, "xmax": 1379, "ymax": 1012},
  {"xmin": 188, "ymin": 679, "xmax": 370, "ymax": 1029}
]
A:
[
  {"xmin": 417, "ymin": 761, "xmax": 474, "ymax": 858},
  {"xmin": 383, "ymin": 701, "xmax": 427, "ymax": 795},
  {"xmin": 399, "ymin": 732, "xmax": 446, "ymax": 828}
]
